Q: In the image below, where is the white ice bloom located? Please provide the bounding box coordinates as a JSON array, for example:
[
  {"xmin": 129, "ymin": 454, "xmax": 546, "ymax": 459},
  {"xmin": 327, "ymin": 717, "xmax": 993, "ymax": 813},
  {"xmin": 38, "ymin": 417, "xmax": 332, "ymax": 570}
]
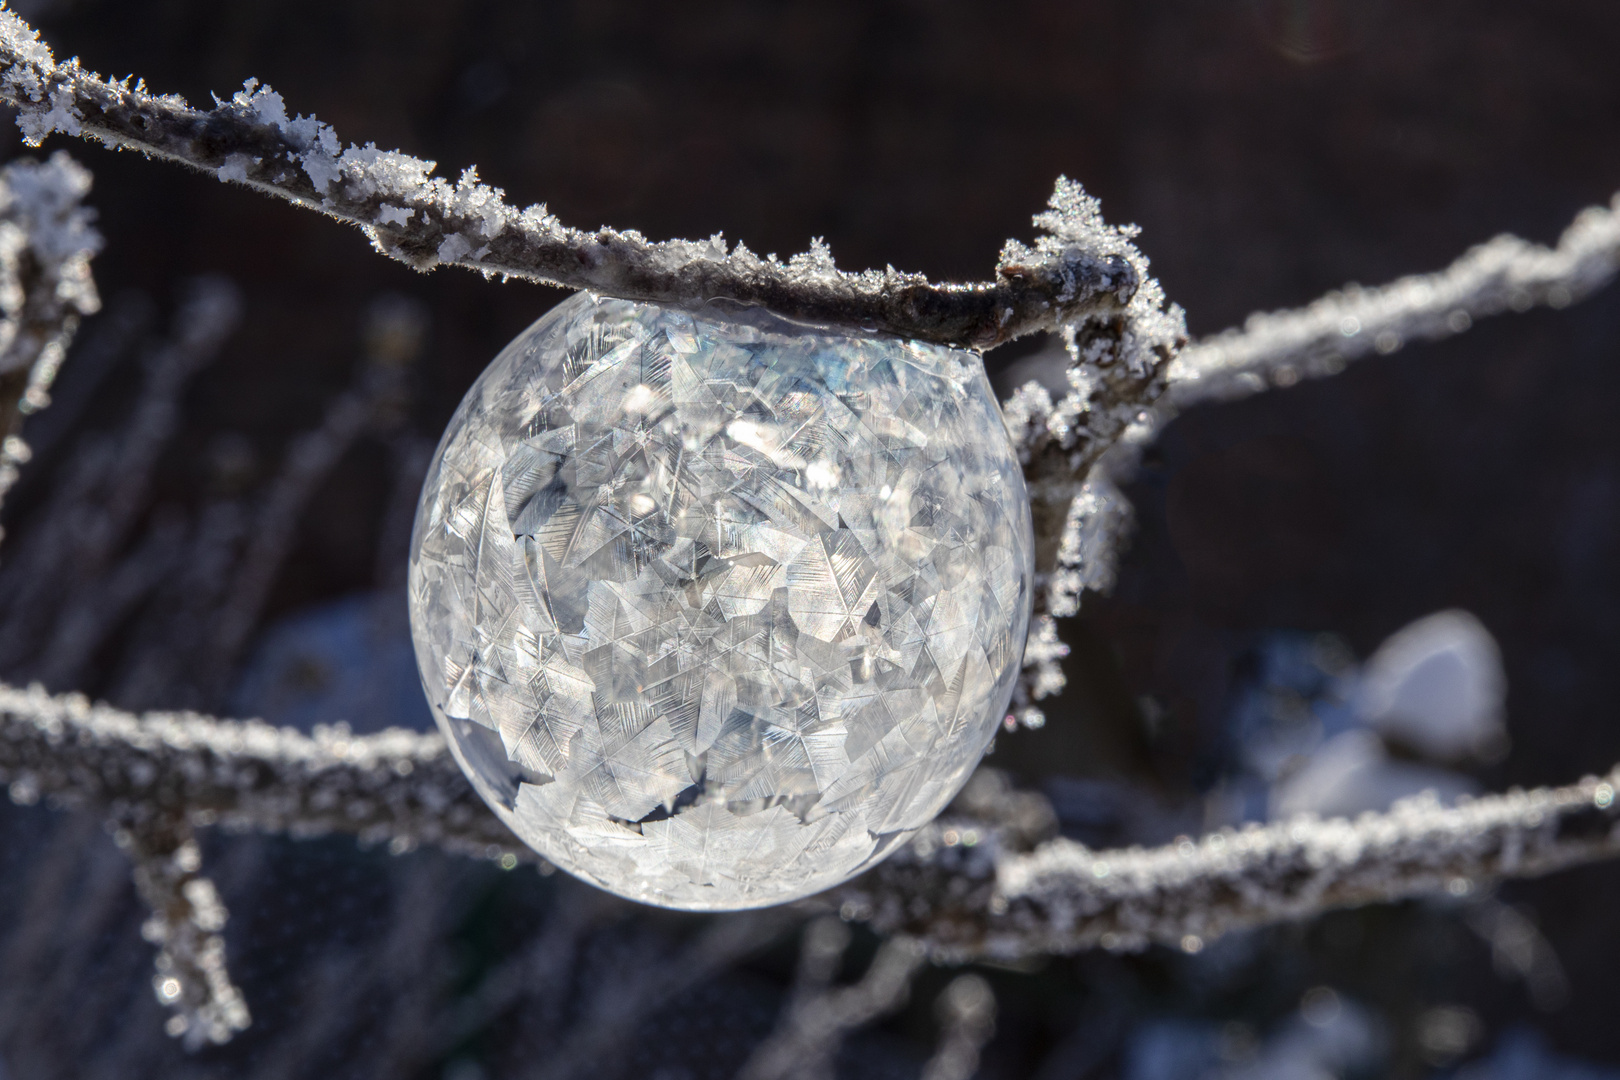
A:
[
  {"xmin": 215, "ymin": 154, "xmax": 253, "ymax": 184},
  {"xmin": 435, "ymin": 233, "xmax": 474, "ymax": 263}
]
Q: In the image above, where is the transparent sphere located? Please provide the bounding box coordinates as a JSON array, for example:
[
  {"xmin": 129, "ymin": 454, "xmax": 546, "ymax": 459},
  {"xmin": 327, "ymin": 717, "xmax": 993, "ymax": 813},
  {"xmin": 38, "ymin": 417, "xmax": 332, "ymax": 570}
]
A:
[{"xmin": 409, "ymin": 292, "xmax": 1033, "ymax": 909}]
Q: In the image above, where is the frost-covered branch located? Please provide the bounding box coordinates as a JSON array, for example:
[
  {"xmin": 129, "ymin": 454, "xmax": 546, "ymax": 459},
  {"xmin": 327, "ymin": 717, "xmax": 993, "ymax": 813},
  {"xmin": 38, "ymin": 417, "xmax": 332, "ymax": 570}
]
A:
[
  {"xmin": 7, "ymin": 681, "xmax": 1620, "ymax": 963},
  {"xmin": 0, "ymin": 9, "xmax": 1138, "ymax": 351},
  {"xmin": 0, "ymin": 150, "xmax": 100, "ymax": 515},
  {"xmin": 1009, "ymin": 187, "xmax": 1620, "ymax": 604},
  {"xmin": 117, "ymin": 822, "xmax": 250, "ymax": 1048},
  {"xmin": 1167, "ymin": 190, "xmax": 1620, "ymax": 409},
  {"xmin": 1006, "ymin": 187, "xmax": 1620, "ymax": 721},
  {"xmin": 0, "ymin": 682, "xmax": 527, "ymax": 860},
  {"xmin": 838, "ymin": 769, "xmax": 1620, "ymax": 961}
]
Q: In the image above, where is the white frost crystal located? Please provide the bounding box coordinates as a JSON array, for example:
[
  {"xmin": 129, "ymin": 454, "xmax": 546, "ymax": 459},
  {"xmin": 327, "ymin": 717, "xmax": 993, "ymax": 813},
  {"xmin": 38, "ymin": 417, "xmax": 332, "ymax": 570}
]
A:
[{"xmin": 409, "ymin": 293, "xmax": 1033, "ymax": 909}]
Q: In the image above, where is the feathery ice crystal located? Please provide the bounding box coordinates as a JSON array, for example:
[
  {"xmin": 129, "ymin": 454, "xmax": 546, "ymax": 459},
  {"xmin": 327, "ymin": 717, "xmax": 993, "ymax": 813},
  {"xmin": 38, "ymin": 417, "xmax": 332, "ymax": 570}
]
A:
[{"xmin": 409, "ymin": 292, "xmax": 1033, "ymax": 909}]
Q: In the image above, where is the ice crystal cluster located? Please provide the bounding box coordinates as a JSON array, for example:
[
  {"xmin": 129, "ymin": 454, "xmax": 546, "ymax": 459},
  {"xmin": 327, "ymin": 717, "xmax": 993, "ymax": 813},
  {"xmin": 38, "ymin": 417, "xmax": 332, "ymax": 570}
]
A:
[{"xmin": 409, "ymin": 292, "xmax": 1033, "ymax": 908}]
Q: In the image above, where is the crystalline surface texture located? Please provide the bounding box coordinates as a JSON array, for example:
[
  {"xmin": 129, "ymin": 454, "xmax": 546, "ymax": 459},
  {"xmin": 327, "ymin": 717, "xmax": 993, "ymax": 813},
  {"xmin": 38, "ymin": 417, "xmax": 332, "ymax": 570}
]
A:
[{"xmin": 409, "ymin": 292, "xmax": 1033, "ymax": 910}]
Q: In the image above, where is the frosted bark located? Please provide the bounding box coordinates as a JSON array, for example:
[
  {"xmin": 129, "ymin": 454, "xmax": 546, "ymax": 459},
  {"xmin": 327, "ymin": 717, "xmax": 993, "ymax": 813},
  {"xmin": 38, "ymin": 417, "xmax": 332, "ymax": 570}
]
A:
[
  {"xmin": 5, "ymin": 681, "xmax": 1619, "ymax": 962},
  {"xmin": 1015, "ymin": 187, "xmax": 1620, "ymax": 712},
  {"xmin": 1167, "ymin": 191, "xmax": 1620, "ymax": 409},
  {"xmin": 920, "ymin": 974, "xmax": 997, "ymax": 1080},
  {"xmin": 0, "ymin": 151, "xmax": 101, "ymax": 515},
  {"xmin": 0, "ymin": 10, "xmax": 1136, "ymax": 351},
  {"xmin": 835, "ymin": 768, "xmax": 1620, "ymax": 961},
  {"xmin": 118, "ymin": 823, "xmax": 251, "ymax": 1048},
  {"xmin": 0, "ymin": 682, "xmax": 528, "ymax": 860}
]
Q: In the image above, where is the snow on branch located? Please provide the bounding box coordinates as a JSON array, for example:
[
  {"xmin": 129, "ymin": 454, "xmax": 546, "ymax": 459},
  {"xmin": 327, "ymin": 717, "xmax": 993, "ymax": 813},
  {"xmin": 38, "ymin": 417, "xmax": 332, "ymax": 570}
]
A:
[
  {"xmin": 6, "ymin": 679, "xmax": 1620, "ymax": 962},
  {"xmin": 1167, "ymin": 190, "xmax": 1620, "ymax": 409},
  {"xmin": 838, "ymin": 767, "xmax": 1620, "ymax": 961},
  {"xmin": 118, "ymin": 823, "xmax": 251, "ymax": 1048},
  {"xmin": 1013, "ymin": 186, "xmax": 1620, "ymax": 701},
  {"xmin": 0, "ymin": 8, "xmax": 1138, "ymax": 351},
  {"xmin": 0, "ymin": 682, "xmax": 528, "ymax": 860},
  {"xmin": 0, "ymin": 150, "xmax": 100, "ymax": 513}
]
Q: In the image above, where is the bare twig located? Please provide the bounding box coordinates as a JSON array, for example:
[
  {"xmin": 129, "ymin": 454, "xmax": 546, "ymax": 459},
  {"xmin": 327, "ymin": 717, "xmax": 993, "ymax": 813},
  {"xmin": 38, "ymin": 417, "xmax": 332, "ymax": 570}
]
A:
[
  {"xmin": 737, "ymin": 933, "xmax": 928, "ymax": 1080},
  {"xmin": 34, "ymin": 509, "xmax": 185, "ymax": 689},
  {"xmin": 0, "ymin": 811, "xmax": 143, "ymax": 1076},
  {"xmin": 538, "ymin": 910, "xmax": 793, "ymax": 1080},
  {"xmin": 430, "ymin": 883, "xmax": 615, "ymax": 1058},
  {"xmin": 0, "ymin": 10, "xmax": 1137, "ymax": 351},
  {"xmin": 110, "ymin": 499, "xmax": 247, "ymax": 710},
  {"xmin": 1464, "ymin": 899, "xmax": 1570, "ymax": 1013},
  {"xmin": 198, "ymin": 297, "xmax": 419, "ymax": 705},
  {"xmin": 921, "ymin": 974, "xmax": 997, "ymax": 1080},
  {"xmin": 0, "ymin": 277, "xmax": 238, "ymax": 675}
]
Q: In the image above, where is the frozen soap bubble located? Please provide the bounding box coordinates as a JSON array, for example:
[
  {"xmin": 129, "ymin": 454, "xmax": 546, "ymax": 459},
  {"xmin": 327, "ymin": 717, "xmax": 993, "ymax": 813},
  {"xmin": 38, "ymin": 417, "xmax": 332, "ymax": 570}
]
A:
[{"xmin": 409, "ymin": 292, "xmax": 1033, "ymax": 909}]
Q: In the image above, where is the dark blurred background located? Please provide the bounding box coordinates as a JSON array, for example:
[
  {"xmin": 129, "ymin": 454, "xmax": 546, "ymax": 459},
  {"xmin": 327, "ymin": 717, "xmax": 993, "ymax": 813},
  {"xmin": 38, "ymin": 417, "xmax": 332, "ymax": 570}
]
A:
[{"xmin": 2, "ymin": 1, "xmax": 1620, "ymax": 1077}]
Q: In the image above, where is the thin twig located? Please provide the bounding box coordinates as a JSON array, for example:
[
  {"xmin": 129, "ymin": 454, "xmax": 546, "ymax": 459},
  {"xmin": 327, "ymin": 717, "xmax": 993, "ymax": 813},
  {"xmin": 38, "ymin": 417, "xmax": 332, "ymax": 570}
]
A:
[
  {"xmin": 921, "ymin": 974, "xmax": 997, "ymax": 1080},
  {"xmin": 199, "ymin": 298, "xmax": 417, "ymax": 705},
  {"xmin": 1166, "ymin": 191, "xmax": 1620, "ymax": 410},
  {"xmin": 115, "ymin": 818, "xmax": 250, "ymax": 1048},
  {"xmin": 737, "ymin": 933, "xmax": 928, "ymax": 1080},
  {"xmin": 32, "ymin": 508, "xmax": 185, "ymax": 689},
  {"xmin": 110, "ymin": 499, "xmax": 247, "ymax": 711},
  {"xmin": 1011, "ymin": 188, "xmax": 1620, "ymax": 716},
  {"xmin": 0, "ymin": 277, "xmax": 238, "ymax": 673},
  {"xmin": 0, "ymin": 150, "xmax": 101, "ymax": 519},
  {"xmin": 537, "ymin": 910, "xmax": 793, "ymax": 1080},
  {"xmin": 430, "ymin": 883, "xmax": 615, "ymax": 1059},
  {"xmin": 0, "ymin": 9, "xmax": 1138, "ymax": 351}
]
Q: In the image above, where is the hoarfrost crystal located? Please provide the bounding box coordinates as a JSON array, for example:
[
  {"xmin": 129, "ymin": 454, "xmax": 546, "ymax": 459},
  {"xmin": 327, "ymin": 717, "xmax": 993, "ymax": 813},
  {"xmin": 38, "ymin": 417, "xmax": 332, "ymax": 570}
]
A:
[{"xmin": 409, "ymin": 292, "xmax": 1033, "ymax": 909}]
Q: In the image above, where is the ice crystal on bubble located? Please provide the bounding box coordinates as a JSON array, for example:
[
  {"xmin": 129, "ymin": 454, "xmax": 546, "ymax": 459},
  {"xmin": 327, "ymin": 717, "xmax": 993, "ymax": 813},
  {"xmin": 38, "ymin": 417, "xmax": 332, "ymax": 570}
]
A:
[{"xmin": 409, "ymin": 292, "xmax": 1034, "ymax": 909}]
